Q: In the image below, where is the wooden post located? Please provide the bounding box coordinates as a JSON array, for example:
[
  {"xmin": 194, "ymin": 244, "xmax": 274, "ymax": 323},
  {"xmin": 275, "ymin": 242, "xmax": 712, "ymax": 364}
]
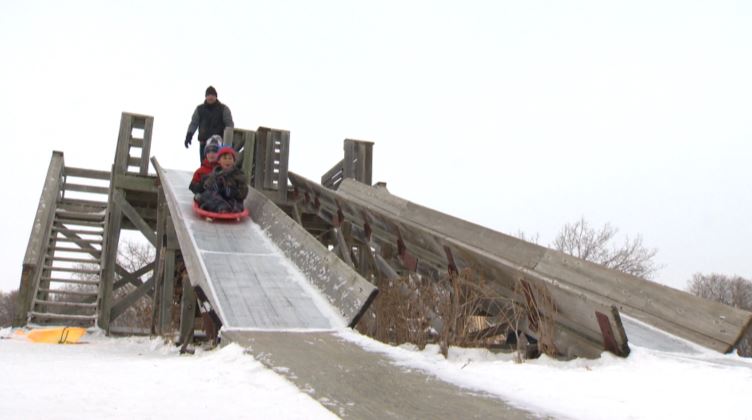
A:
[
  {"xmin": 159, "ymin": 250, "xmax": 176, "ymax": 333},
  {"xmin": 224, "ymin": 127, "xmax": 256, "ymax": 183},
  {"xmin": 343, "ymin": 139, "xmax": 373, "ymax": 185},
  {"xmin": 254, "ymin": 127, "xmax": 290, "ymax": 203},
  {"xmin": 179, "ymin": 281, "xmax": 196, "ymax": 346},
  {"xmin": 98, "ymin": 172, "xmax": 122, "ymax": 332}
]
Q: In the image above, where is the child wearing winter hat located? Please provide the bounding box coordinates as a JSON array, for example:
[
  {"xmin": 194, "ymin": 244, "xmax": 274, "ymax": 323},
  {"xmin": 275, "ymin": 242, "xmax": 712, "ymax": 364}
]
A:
[
  {"xmin": 196, "ymin": 146, "xmax": 249, "ymax": 213},
  {"xmin": 189, "ymin": 135, "xmax": 223, "ymax": 194}
]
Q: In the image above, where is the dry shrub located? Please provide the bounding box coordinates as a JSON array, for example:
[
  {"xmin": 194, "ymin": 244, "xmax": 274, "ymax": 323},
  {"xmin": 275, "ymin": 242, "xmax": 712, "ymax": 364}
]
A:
[{"xmin": 356, "ymin": 268, "xmax": 559, "ymax": 360}]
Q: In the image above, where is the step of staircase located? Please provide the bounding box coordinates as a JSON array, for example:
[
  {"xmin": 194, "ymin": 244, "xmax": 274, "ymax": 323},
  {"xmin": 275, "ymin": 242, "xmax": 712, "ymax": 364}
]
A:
[
  {"xmin": 51, "ymin": 226, "xmax": 105, "ymax": 236},
  {"xmin": 37, "ymin": 288, "xmax": 99, "ymax": 297},
  {"xmin": 40, "ymin": 277, "xmax": 100, "ymax": 286},
  {"xmin": 34, "ymin": 300, "xmax": 98, "ymax": 309},
  {"xmin": 45, "ymin": 256, "xmax": 100, "ymax": 264},
  {"xmin": 47, "ymin": 245, "xmax": 102, "ymax": 256},
  {"xmin": 54, "ymin": 218, "xmax": 106, "ymax": 228},
  {"xmin": 43, "ymin": 266, "xmax": 101, "ymax": 275},
  {"xmin": 28, "ymin": 311, "xmax": 97, "ymax": 322}
]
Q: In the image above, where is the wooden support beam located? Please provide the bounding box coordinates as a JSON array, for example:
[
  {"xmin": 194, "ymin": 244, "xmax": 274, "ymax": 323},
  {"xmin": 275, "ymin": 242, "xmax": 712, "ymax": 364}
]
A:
[
  {"xmin": 98, "ymin": 180, "xmax": 122, "ymax": 332},
  {"xmin": 113, "ymin": 190, "xmax": 157, "ymax": 246},
  {"xmin": 113, "ymin": 263, "xmax": 153, "ymax": 289},
  {"xmin": 110, "ymin": 275, "xmax": 155, "ymax": 321},
  {"xmin": 17, "ymin": 151, "xmax": 65, "ymax": 326},
  {"xmin": 159, "ymin": 250, "xmax": 176, "ymax": 334},
  {"xmin": 178, "ymin": 280, "xmax": 196, "ymax": 347},
  {"xmin": 334, "ymin": 228, "xmax": 354, "ymax": 268},
  {"xmin": 113, "ymin": 173, "xmax": 158, "ymax": 193}
]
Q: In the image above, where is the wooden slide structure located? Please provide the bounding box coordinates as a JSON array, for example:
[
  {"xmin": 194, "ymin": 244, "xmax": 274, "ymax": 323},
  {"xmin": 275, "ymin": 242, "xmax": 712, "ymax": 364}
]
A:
[{"xmin": 14, "ymin": 112, "xmax": 752, "ymax": 418}]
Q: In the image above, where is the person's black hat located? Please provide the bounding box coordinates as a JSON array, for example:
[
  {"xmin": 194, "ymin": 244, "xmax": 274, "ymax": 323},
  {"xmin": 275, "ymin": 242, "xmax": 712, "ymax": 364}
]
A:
[{"xmin": 205, "ymin": 86, "xmax": 218, "ymax": 97}]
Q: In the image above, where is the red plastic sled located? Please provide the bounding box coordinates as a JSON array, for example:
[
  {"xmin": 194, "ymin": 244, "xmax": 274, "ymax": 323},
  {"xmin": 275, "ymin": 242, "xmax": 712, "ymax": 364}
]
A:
[{"xmin": 192, "ymin": 201, "xmax": 249, "ymax": 221}]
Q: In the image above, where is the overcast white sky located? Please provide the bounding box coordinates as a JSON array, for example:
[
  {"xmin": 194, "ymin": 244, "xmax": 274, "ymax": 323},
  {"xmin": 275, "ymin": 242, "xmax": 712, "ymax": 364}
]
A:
[{"xmin": 1, "ymin": 0, "xmax": 750, "ymax": 292}]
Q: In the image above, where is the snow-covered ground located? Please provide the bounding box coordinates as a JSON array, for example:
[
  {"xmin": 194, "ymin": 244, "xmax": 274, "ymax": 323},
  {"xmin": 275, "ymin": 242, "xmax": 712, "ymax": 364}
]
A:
[{"xmin": 2, "ymin": 326, "xmax": 751, "ymax": 420}]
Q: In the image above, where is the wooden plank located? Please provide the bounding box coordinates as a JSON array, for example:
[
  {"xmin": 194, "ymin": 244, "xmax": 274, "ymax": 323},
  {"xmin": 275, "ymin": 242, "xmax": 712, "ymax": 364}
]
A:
[
  {"xmin": 48, "ymin": 245, "xmax": 101, "ymax": 256},
  {"xmin": 113, "ymin": 190, "xmax": 157, "ymax": 245},
  {"xmin": 114, "ymin": 263, "xmax": 154, "ymax": 288},
  {"xmin": 241, "ymin": 131, "xmax": 256, "ymax": 183},
  {"xmin": 55, "ymin": 209, "xmax": 106, "ymax": 221},
  {"xmin": 129, "ymin": 138, "xmax": 144, "ymax": 148},
  {"xmin": 45, "ymin": 256, "xmax": 99, "ymax": 264},
  {"xmin": 152, "ymin": 187, "xmax": 167, "ymax": 335},
  {"xmin": 40, "ymin": 277, "xmax": 99, "ymax": 285},
  {"xmin": 115, "ymin": 114, "xmax": 132, "ymax": 174},
  {"xmin": 43, "ymin": 266, "xmax": 99, "ymax": 274},
  {"xmin": 23, "ymin": 151, "xmax": 64, "ymax": 267},
  {"xmin": 276, "ymin": 131, "xmax": 290, "ymax": 202},
  {"xmin": 63, "ymin": 183, "xmax": 110, "ymax": 195},
  {"xmin": 127, "ymin": 156, "xmax": 143, "ymax": 169},
  {"xmin": 55, "ymin": 218, "xmax": 105, "ymax": 228},
  {"xmin": 178, "ymin": 281, "xmax": 196, "ymax": 346},
  {"xmin": 29, "ymin": 311, "xmax": 96, "ymax": 321},
  {"xmin": 535, "ymin": 252, "xmax": 752, "ymax": 353},
  {"xmin": 35, "ymin": 300, "xmax": 97, "ymax": 309},
  {"xmin": 64, "ymin": 166, "xmax": 111, "ymax": 180},
  {"xmin": 321, "ymin": 159, "xmax": 344, "ymax": 190},
  {"xmin": 14, "ymin": 266, "xmax": 35, "ymax": 327},
  {"xmin": 98, "ymin": 182, "xmax": 121, "ymax": 331},
  {"xmin": 159, "ymin": 250, "xmax": 176, "ymax": 333},
  {"xmin": 51, "ymin": 226, "xmax": 103, "ymax": 236},
  {"xmin": 334, "ymin": 228, "xmax": 354, "ymax": 268},
  {"xmin": 53, "ymin": 237, "xmax": 103, "ymax": 245},
  {"xmin": 110, "ymin": 275, "xmax": 155, "ymax": 321},
  {"xmin": 37, "ymin": 288, "xmax": 98, "ymax": 297},
  {"xmin": 113, "ymin": 173, "xmax": 158, "ymax": 193},
  {"xmin": 139, "ymin": 116, "xmax": 154, "ymax": 175}
]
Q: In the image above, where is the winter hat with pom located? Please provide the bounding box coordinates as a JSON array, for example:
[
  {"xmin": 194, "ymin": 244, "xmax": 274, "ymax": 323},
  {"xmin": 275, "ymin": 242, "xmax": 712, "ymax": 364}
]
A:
[{"xmin": 205, "ymin": 135, "xmax": 222, "ymax": 154}]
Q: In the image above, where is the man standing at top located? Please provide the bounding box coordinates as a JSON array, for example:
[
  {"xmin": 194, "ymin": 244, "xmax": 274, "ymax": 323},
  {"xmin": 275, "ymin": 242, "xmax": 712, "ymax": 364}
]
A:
[{"xmin": 184, "ymin": 86, "xmax": 234, "ymax": 162}]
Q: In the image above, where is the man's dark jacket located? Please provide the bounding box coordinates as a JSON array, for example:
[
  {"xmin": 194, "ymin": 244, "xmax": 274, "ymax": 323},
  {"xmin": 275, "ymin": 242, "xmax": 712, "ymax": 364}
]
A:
[{"xmin": 185, "ymin": 100, "xmax": 234, "ymax": 143}]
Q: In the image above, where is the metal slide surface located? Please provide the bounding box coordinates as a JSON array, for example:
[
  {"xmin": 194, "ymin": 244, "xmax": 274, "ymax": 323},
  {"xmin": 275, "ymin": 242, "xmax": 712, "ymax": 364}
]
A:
[{"xmin": 159, "ymin": 168, "xmax": 342, "ymax": 330}]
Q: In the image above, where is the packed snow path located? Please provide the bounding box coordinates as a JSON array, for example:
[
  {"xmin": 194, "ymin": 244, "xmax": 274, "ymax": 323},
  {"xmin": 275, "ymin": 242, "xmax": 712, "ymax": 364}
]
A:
[{"xmin": 223, "ymin": 330, "xmax": 537, "ymax": 419}]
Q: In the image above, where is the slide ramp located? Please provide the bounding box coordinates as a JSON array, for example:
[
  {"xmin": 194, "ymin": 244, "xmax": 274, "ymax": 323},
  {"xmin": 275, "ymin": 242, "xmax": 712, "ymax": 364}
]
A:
[
  {"xmin": 155, "ymin": 165, "xmax": 376, "ymax": 330},
  {"xmin": 155, "ymin": 164, "xmax": 537, "ymax": 418}
]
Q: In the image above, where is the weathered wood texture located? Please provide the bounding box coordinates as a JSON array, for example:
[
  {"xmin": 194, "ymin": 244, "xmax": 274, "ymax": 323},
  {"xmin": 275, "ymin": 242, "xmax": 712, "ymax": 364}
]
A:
[
  {"xmin": 321, "ymin": 139, "xmax": 374, "ymax": 190},
  {"xmin": 253, "ymin": 127, "xmax": 289, "ymax": 202},
  {"xmin": 245, "ymin": 187, "xmax": 377, "ymax": 327},
  {"xmin": 100, "ymin": 112, "xmax": 158, "ymax": 331},
  {"xmin": 15, "ymin": 151, "xmax": 65, "ymax": 326},
  {"xmin": 335, "ymin": 178, "xmax": 752, "ymax": 354},
  {"xmin": 223, "ymin": 127, "xmax": 256, "ymax": 182},
  {"xmin": 290, "ymin": 172, "xmax": 630, "ymax": 359},
  {"xmin": 154, "ymin": 162, "xmax": 369, "ymax": 330},
  {"xmin": 115, "ymin": 112, "xmax": 154, "ymax": 176},
  {"xmin": 223, "ymin": 331, "xmax": 538, "ymax": 420}
]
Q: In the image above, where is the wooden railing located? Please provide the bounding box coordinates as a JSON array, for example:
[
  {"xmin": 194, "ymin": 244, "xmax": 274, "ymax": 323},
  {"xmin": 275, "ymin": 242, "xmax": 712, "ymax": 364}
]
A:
[
  {"xmin": 321, "ymin": 139, "xmax": 374, "ymax": 190},
  {"xmin": 15, "ymin": 151, "xmax": 65, "ymax": 326}
]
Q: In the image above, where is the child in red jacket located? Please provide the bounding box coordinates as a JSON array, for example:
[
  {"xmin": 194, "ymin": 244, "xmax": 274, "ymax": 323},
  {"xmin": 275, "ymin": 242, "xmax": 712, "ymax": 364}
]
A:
[{"xmin": 189, "ymin": 135, "xmax": 222, "ymax": 194}]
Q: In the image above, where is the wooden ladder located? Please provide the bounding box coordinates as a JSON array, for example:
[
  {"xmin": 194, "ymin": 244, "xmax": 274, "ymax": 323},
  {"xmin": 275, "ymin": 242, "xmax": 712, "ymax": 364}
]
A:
[{"xmin": 28, "ymin": 167, "xmax": 111, "ymax": 326}]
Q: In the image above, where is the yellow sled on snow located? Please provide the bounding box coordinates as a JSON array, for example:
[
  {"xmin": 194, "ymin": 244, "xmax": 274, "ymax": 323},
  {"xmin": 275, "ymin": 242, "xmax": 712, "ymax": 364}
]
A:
[{"xmin": 19, "ymin": 327, "xmax": 87, "ymax": 344}]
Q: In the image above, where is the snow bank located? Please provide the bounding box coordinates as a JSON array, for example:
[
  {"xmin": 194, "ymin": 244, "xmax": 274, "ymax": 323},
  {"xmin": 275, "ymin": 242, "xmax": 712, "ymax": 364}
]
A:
[
  {"xmin": 338, "ymin": 330, "xmax": 752, "ymax": 420},
  {"xmin": 0, "ymin": 330, "xmax": 336, "ymax": 420}
]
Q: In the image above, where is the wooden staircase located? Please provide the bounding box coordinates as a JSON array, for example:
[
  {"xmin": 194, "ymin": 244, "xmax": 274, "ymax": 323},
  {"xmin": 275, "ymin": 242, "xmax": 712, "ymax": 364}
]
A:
[{"xmin": 28, "ymin": 167, "xmax": 111, "ymax": 326}]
